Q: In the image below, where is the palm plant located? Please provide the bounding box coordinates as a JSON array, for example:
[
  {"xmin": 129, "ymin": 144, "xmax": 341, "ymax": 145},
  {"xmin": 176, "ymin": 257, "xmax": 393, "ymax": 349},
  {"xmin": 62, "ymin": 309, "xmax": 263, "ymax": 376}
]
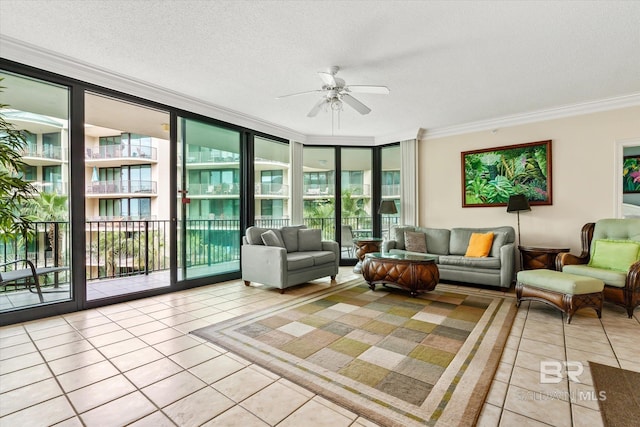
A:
[
  {"xmin": 341, "ymin": 188, "xmax": 367, "ymax": 218},
  {"xmin": 25, "ymin": 192, "xmax": 69, "ymax": 266},
  {"xmin": 90, "ymin": 230, "xmax": 145, "ymax": 277},
  {"xmin": 0, "ymin": 81, "xmax": 36, "ymax": 243}
]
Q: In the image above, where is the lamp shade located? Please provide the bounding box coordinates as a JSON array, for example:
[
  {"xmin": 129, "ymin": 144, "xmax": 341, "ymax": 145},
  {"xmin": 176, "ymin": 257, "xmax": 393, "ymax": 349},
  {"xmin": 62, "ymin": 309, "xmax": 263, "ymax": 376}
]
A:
[
  {"xmin": 378, "ymin": 200, "xmax": 398, "ymax": 215},
  {"xmin": 506, "ymin": 195, "xmax": 531, "ymax": 213}
]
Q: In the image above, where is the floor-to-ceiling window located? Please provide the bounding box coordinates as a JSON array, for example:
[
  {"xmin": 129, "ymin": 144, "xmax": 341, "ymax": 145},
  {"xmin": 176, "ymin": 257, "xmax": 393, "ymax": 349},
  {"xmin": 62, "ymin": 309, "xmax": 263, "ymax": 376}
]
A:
[
  {"xmin": 0, "ymin": 70, "xmax": 72, "ymax": 313},
  {"xmin": 178, "ymin": 117, "xmax": 241, "ymax": 280},
  {"xmin": 303, "ymin": 147, "xmax": 336, "ymax": 240},
  {"xmin": 254, "ymin": 136, "xmax": 290, "ymax": 227},
  {"xmin": 340, "ymin": 148, "xmax": 373, "ymax": 260},
  {"xmin": 381, "ymin": 144, "xmax": 401, "ymax": 238},
  {"xmin": 84, "ymin": 92, "xmax": 171, "ymax": 299}
]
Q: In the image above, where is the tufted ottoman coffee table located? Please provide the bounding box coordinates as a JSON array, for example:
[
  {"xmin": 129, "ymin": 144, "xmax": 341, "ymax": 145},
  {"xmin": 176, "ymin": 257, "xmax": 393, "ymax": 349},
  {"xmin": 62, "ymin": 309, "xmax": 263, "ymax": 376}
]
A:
[
  {"xmin": 516, "ymin": 269, "xmax": 604, "ymax": 324},
  {"xmin": 362, "ymin": 252, "xmax": 439, "ymax": 297}
]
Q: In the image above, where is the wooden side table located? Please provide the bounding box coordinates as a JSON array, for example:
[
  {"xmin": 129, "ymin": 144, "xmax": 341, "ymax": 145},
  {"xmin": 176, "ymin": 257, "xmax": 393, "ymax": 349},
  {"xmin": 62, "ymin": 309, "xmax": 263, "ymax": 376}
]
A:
[
  {"xmin": 353, "ymin": 238, "xmax": 383, "ymax": 273},
  {"xmin": 519, "ymin": 246, "xmax": 570, "ymax": 271}
]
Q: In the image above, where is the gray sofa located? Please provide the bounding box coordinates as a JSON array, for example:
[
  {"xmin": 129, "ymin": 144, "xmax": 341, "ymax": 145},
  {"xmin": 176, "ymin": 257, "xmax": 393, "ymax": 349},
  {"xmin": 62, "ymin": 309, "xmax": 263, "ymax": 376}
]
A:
[
  {"xmin": 241, "ymin": 225, "xmax": 339, "ymax": 293},
  {"xmin": 382, "ymin": 225, "xmax": 516, "ymax": 288}
]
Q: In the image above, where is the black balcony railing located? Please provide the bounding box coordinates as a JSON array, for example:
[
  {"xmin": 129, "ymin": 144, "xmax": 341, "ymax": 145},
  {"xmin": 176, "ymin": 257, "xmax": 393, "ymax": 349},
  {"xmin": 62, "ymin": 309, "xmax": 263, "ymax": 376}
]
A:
[
  {"xmin": 0, "ymin": 221, "xmax": 70, "ymax": 291},
  {"xmin": 1, "ymin": 216, "xmax": 401, "ymax": 289},
  {"xmin": 86, "ymin": 220, "xmax": 170, "ymax": 280},
  {"xmin": 0, "ymin": 221, "xmax": 69, "ymax": 270},
  {"xmin": 182, "ymin": 220, "xmax": 240, "ymax": 269}
]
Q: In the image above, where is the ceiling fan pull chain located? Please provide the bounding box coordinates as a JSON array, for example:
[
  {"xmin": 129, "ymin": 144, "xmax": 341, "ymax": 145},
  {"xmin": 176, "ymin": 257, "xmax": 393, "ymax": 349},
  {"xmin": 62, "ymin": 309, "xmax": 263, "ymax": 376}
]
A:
[{"xmin": 331, "ymin": 109, "xmax": 335, "ymax": 136}]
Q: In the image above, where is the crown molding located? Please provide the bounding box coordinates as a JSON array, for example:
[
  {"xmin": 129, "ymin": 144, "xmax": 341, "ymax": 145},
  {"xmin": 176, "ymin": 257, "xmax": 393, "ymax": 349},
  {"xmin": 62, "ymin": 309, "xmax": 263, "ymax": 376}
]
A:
[
  {"xmin": 374, "ymin": 128, "xmax": 423, "ymax": 145},
  {"xmin": 304, "ymin": 135, "xmax": 375, "ymax": 146},
  {"xmin": 421, "ymin": 93, "xmax": 640, "ymax": 140},
  {"xmin": 0, "ymin": 36, "xmax": 307, "ymax": 142}
]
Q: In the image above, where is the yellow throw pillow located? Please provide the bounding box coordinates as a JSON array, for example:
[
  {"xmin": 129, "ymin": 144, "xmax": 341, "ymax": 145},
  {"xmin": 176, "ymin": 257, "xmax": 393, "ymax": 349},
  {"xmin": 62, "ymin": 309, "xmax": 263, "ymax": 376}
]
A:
[{"xmin": 465, "ymin": 232, "xmax": 495, "ymax": 257}]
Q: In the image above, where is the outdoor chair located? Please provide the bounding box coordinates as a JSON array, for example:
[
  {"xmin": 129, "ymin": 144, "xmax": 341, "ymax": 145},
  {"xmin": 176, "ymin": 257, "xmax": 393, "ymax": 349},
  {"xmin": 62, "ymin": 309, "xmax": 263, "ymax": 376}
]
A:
[
  {"xmin": 341, "ymin": 224, "xmax": 355, "ymax": 257},
  {"xmin": 0, "ymin": 259, "xmax": 68, "ymax": 303}
]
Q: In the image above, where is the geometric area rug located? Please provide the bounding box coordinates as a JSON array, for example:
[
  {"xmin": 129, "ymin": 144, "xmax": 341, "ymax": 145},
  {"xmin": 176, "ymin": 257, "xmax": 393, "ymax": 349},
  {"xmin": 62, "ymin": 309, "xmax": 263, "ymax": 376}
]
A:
[{"xmin": 191, "ymin": 278, "xmax": 517, "ymax": 426}]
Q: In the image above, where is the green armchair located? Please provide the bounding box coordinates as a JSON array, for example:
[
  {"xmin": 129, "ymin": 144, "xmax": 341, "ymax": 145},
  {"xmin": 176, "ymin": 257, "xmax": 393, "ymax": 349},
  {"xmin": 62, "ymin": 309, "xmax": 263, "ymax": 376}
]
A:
[{"xmin": 556, "ymin": 218, "xmax": 640, "ymax": 318}]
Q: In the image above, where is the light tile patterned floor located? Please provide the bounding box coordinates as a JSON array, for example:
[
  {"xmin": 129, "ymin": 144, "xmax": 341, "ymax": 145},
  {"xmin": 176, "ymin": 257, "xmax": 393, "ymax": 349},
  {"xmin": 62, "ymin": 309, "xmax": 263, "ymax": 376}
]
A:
[{"xmin": 0, "ymin": 267, "xmax": 638, "ymax": 426}]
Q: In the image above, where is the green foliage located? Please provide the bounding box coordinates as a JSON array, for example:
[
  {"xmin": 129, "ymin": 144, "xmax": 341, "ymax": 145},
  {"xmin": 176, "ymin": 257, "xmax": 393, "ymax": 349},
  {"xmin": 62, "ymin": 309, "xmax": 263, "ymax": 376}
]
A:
[
  {"xmin": 465, "ymin": 175, "xmax": 514, "ymax": 204},
  {"xmin": 24, "ymin": 192, "xmax": 69, "ymax": 266},
  {"xmin": 464, "ymin": 144, "xmax": 549, "ymax": 204},
  {"xmin": 341, "ymin": 189, "xmax": 367, "ymax": 218},
  {"xmin": 623, "ymin": 157, "xmax": 640, "ymax": 193},
  {"xmin": 25, "ymin": 192, "xmax": 68, "ymax": 221},
  {"xmin": 303, "ymin": 189, "xmax": 368, "ymax": 220},
  {"xmin": 304, "ymin": 198, "xmax": 335, "ymax": 218},
  {"xmin": 0, "ymin": 81, "xmax": 37, "ymax": 242}
]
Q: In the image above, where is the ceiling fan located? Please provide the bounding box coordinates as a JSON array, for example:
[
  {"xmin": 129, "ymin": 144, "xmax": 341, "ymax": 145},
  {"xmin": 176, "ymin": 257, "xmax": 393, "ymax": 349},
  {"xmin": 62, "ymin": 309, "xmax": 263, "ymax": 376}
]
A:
[{"xmin": 276, "ymin": 66, "xmax": 390, "ymax": 117}]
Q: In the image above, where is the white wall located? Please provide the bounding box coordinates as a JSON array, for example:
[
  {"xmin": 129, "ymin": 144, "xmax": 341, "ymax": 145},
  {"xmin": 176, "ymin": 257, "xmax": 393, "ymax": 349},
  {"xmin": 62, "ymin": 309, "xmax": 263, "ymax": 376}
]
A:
[{"xmin": 419, "ymin": 106, "xmax": 640, "ymax": 253}]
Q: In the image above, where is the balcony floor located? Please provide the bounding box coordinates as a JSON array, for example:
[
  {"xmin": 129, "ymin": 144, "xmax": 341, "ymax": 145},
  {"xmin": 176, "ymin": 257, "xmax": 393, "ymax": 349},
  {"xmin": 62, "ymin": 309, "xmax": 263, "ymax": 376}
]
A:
[{"xmin": 1, "ymin": 262, "xmax": 241, "ymax": 310}]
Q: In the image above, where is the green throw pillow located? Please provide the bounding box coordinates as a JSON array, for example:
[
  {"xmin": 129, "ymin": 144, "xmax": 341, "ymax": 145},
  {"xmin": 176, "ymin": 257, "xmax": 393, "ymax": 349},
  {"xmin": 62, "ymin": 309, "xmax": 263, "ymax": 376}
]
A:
[{"xmin": 589, "ymin": 239, "xmax": 640, "ymax": 271}]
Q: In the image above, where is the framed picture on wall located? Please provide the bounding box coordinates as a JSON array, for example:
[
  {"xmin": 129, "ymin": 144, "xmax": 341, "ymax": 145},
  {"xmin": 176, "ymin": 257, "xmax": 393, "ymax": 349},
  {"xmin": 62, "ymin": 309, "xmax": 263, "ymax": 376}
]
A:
[
  {"xmin": 623, "ymin": 155, "xmax": 640, "ymax": 193},
  {"xmin": 461, "ymin": 140, "xmax": 552, "ymax": 207}
]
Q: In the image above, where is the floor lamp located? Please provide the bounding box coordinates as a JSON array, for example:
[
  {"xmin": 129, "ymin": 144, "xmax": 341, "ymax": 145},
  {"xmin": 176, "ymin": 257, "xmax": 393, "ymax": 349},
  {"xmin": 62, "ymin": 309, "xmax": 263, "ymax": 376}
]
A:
[
  {"xmin": 507, "ymin": 195, "xmax": 531, "ymax": 272},
  {"xmin": 378, "ymin": 200, "xmax": 398, "ymax": 239},
  {"xmin": 506, "ymin": 194, "xmax": 531, "ymax": 248}
]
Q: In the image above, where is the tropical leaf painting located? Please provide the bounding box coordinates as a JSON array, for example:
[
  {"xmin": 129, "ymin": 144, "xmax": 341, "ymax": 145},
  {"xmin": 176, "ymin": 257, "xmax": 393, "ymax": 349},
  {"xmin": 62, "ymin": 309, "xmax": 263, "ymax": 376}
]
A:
[
  {"xmin": 623, "ymin": 155, "xmax": 640, "ymax": 193},
  {"xmin": 461, "ymin": 140, "xmax": 552, "ymax": 207}
]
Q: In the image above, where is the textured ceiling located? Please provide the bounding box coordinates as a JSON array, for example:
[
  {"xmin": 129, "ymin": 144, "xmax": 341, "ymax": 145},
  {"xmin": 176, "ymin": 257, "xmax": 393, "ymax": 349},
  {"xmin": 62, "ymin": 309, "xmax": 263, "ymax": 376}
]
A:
[{"xmin": 1, "ymin": 0, "xmax": 639, "ymax": 139}]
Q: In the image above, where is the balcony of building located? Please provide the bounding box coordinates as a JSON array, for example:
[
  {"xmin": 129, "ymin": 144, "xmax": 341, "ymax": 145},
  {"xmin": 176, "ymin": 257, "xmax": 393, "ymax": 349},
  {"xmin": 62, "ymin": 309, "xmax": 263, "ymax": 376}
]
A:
[
  {"xmin": 382, "ymin": 183, "xmax": 400, "ymax": 198},
  {"xmin": 185, "ymin": 152, "xmax": 240, "ymax": 165},
  {"xmin": 303, "ymin": 185, "xmax": 334, "ymax": 198},
  {"xmin": 85, "ymin": 180, "xmax": 158, "ymax": 198},
  {"xmin": 29, "ymin": 181, "xmax": 68, "ymax": 195},
  {"xmin": 85, "ymin": 145, "xmax": 157, "ymax": 168},
  {"xmin": 187, "ymin": 183, "xmax": 241, "ymax": 197},
  {"xmin": 254, "ymin": 183, "xmax": 290, "ymax": 198},
  {"xmin": 20, "ymin": 145, "xmax": 66, "ymax": 166}
]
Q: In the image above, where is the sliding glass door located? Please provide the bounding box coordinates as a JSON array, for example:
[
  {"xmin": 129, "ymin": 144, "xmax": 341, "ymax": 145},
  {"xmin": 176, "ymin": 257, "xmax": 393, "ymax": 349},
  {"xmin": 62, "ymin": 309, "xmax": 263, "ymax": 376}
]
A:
[
  {"xmin": 302, "ymin": 147, "xmax": 336, "ymax": 241},
  {"xmin": 84, "ymin": 93, "xmax": 171, "ymax": 300},
  {"xmin": 254, "ymin": 136, "xmax": 290, "ymax": 227},
  {"xmin": 0, "ymin": 70, "xmax": 72, "ymax": 314},
  {"xmin": 340, "ymin": 148, "xmax": 373, "ymax": 261},
  {"xmin": 177, "ymin": 117, "xmax": 241, "ymax": 280},
  {"xmin": 381, "ymin": 144, "xmax": 401, "ymax": 238}
]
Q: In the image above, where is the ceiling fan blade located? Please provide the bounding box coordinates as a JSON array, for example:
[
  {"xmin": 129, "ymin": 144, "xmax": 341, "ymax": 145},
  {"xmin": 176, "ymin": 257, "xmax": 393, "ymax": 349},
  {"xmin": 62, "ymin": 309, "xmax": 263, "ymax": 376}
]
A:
[
  {"xmin": 341, "ymin": 94, "xmax": 371, "ymax": 115},
  {"xmin": 276, "ymin": 89, "xmax": 322, "ymax": 99},
  {"xmin": 345, "ymin": 85, "xmax": 390, "ymax": 95},
  {"xmin": 307, "ymin": 98, "xmax": 327, "ymax": 117},
  {"xmin": 318, "ymin": 71, "xmax": 337, "ymax": 87}
]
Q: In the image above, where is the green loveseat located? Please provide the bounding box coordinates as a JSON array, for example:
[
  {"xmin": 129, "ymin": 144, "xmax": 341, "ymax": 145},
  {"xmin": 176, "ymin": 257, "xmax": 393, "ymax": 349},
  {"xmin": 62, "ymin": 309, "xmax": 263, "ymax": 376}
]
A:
[
  {"xmin": 382, "ymin": 225, "xmax": 516, "ymax": 288},
  {"xmin": 557, "ymin": 218, "xmax": 640, "ymax": 317}
]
